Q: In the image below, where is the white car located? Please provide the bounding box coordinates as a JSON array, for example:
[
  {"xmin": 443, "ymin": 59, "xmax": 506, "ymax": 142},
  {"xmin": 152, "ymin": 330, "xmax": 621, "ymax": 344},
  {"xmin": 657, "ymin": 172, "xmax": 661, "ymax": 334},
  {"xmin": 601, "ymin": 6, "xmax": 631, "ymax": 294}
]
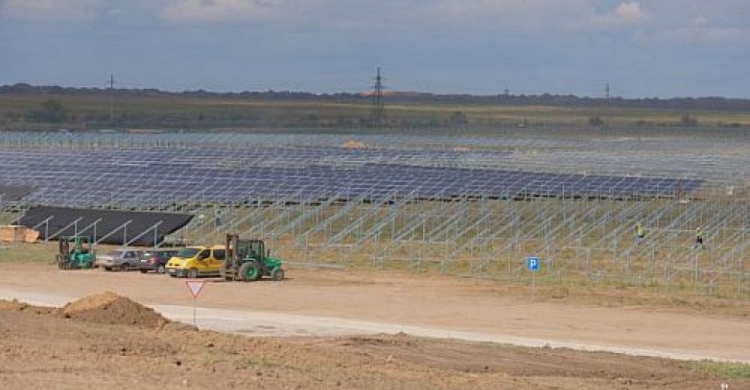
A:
[{"xmin": 94, "ymin": 248, "xmax": 143, "ymax": 271}]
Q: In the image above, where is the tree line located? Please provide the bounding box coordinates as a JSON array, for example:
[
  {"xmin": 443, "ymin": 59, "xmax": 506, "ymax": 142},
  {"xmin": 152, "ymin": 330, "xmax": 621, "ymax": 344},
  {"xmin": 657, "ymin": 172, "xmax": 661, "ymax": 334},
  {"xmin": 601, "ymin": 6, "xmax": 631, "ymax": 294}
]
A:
[{"xmin": 3, "ymin": 83, "xmax": 750, "ymax": 111}]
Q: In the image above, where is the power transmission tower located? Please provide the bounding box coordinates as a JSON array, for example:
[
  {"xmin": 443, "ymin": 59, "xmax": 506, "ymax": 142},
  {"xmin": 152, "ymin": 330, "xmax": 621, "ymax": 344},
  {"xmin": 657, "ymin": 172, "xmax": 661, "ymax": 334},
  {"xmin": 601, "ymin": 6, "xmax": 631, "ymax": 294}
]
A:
[
  {"xmin": 604, "ymin": 82, "xmax": 610, "ymax": 128},
  {"xmin": 605, "ymin": 82, "xmax": 610, "ymax": 101},
  {"xmin": 372, "ymin": 67, "xmax": 386, "ymax": 130},
  {"xmin": 109, "ymin": 74, "xmax": 116, "ymax": 126}
]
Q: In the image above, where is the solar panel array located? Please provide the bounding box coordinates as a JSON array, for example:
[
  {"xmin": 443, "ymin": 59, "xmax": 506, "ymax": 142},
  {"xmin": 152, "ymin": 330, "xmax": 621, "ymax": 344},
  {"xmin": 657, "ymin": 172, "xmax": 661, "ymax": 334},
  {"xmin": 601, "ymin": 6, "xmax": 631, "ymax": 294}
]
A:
[{"xmin": 0, "ymin": 146, "xmax": 703, "ymax": 208}]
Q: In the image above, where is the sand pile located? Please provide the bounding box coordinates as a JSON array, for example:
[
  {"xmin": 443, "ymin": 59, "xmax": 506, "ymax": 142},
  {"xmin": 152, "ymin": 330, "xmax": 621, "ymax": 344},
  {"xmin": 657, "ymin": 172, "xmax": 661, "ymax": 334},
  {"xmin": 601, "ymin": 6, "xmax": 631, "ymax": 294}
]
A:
[
  {"xmin": 0, "ymin": 299, "xmax": 54, "ymax": 315},
  {"xmin": 341, "ymin": 140, "xmax": 369, "ymax": 149},
  {"xmin": 55, "ymin": 292, "xmax": 169, "ymax": 328}
]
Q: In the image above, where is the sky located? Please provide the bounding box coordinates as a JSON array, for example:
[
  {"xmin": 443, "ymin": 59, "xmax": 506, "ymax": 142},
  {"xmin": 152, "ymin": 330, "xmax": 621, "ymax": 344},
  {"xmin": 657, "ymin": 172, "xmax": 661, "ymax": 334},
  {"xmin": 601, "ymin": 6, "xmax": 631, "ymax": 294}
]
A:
[{"xmin": 0, "ymin": 0, "xmax": 748, "ymax": 98}]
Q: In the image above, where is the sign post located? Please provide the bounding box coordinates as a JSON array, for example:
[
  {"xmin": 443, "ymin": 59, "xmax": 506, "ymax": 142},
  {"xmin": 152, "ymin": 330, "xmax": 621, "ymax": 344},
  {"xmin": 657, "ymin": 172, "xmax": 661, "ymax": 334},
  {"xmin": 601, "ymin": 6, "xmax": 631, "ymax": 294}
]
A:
[
  {"xmin": 526, "ymin": 256, "xmax": 540, "ymax": 299},
  {"xmin": 185, "ymin": 279, "xmax": 206, "ymax": 327}
]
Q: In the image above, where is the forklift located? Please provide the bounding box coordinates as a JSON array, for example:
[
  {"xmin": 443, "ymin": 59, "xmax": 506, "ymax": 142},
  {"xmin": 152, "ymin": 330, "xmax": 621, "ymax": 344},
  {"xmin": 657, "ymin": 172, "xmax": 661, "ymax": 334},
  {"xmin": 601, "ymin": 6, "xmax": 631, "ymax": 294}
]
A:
[
  {"xmin": 221, "ymin": 233, "xmax": 284, "ymax": 282},
  {"xmin": 56, "ymin": 236, "xmax": 96, "ymax": 270}
]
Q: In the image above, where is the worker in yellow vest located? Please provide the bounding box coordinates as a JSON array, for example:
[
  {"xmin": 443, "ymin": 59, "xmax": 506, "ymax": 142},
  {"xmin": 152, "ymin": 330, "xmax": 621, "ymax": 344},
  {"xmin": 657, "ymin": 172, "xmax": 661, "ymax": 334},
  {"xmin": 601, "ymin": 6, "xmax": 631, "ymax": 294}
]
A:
[
  {"xmin": 635, "ymin": 224, "xmax": 646, "ymax": 244},
  {"xmin": 694, "ymin": 227, "xmax": 705, "ymax": 249}
]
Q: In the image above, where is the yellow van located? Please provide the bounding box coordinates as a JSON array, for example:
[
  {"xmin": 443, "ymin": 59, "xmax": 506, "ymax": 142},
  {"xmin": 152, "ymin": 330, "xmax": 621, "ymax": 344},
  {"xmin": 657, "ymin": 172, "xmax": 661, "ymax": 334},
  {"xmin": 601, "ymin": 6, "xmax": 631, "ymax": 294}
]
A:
[{"xmin": 166, "ymin": 245, "xmax": 225, "ymax": 278}]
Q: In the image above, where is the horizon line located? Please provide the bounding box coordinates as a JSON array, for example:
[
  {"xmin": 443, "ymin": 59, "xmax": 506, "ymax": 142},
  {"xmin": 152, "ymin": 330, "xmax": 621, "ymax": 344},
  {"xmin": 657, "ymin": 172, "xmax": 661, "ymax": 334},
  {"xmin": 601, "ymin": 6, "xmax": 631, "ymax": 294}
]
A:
[{"xmin": 2, "ymin": 82, "xmax": 749, "ymax": 101}]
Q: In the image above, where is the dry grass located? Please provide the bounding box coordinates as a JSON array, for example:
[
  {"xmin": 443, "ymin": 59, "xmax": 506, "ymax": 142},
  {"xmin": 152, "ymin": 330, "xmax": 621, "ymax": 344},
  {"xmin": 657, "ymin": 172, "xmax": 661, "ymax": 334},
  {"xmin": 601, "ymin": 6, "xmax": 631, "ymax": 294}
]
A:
[{"xmin": 2, "ymin": 91, "xmax": 749, "ymax": 129}]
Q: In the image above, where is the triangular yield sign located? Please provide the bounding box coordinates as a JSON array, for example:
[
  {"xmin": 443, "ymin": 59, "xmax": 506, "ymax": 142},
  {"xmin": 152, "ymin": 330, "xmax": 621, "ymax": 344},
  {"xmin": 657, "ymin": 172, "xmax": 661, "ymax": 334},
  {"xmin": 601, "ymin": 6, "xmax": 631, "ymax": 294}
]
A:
[{"xmin": 185, "ymin": 280, "xmax": 206, "ymax": 298}]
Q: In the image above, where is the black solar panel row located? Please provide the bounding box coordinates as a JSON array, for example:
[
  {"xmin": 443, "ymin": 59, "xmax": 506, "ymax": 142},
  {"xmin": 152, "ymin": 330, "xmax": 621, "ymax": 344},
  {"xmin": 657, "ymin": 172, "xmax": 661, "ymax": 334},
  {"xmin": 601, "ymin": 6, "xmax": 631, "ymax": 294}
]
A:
[{"xmin": 19, "ymin": 205, "xmax": 193, "ymax": 245}]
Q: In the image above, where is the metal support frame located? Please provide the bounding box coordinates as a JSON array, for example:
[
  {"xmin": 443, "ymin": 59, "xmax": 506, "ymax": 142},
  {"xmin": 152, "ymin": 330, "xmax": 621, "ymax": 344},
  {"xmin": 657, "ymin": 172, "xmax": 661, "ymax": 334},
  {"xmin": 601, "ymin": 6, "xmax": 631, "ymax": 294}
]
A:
[
  {"xmin": 95, "ymin": 220, "xmax": 133, "ymax": 245},
  {"xmin": 124, "ymin": 221, "xmax": 164, "ymax": 247}
]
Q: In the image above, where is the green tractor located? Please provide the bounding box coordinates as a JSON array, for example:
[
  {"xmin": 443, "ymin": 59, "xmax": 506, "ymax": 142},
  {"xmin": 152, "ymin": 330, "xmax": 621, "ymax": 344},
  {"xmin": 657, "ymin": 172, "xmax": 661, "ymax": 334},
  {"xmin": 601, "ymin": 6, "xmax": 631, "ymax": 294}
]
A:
[
  {"xmin": 56, "ymin": 236, "xmax": 96, "ymax": 270},
  {"xmin": 221, "ymin": 233, "xmax": 284, "ymax": 282}
]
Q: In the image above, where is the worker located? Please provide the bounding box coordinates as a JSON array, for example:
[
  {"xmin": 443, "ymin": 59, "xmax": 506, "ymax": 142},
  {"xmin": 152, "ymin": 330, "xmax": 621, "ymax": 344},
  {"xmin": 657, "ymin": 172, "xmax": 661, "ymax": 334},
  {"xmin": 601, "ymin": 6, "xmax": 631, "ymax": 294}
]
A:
[
  {"xmin": 694, "ymin": 227, "xmax": 705, "ymax": 249},
  {"xmin": 215, "ymin": 209, "xmax": 222, "ymax": 227},
  {"xmin": 635, "ymin": 224, "xmax": 646, "ymax": 244}
]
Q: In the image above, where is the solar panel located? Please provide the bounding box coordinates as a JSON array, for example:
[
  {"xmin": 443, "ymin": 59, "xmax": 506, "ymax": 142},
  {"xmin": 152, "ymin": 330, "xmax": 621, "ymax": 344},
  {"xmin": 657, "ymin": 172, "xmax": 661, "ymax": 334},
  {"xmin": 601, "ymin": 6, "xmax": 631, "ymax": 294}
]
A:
[{"xmin": 0, "ymin": 145, "xmax": 705, "ymax": 207}]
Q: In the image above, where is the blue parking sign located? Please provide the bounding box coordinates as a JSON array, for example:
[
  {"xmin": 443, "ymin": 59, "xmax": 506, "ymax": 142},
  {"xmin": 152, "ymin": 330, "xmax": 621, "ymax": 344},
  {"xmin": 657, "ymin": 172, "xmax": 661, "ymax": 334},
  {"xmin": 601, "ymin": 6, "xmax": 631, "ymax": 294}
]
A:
[{"xmin": 526, "ymin": 256, "xmax": 540, "ymax": 271}]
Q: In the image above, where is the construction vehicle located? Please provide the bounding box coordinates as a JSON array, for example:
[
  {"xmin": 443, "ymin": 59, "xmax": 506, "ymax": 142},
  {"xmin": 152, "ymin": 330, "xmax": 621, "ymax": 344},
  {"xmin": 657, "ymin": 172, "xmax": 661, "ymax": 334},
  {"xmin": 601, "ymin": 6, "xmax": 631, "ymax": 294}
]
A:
[
  {"xmin": 56, "ymin": 236, "xmax": 96, "ymax": 270},
  {"xmin": 221, "ymin": 233, "xmax": 284, "ymax": 282}
]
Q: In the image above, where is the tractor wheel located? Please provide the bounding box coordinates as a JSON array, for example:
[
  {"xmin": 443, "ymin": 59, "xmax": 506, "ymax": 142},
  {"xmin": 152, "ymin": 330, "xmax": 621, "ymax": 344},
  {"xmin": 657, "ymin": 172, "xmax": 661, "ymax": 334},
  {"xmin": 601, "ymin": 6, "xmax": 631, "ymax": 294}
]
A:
[
  {"xmin": 156, "ymin": 264, "xmax": 166, "ymax": 274},
  {"xmin": 187, "ymin": 268, "xmax": 199, "ymax": 279},
  {"xmin": 270, "ymin": 268, "xmax": 285, "ymax": 281},
  {"xmin": 238, "ymin": 262, "xmax": 260, "ymax": 282}
]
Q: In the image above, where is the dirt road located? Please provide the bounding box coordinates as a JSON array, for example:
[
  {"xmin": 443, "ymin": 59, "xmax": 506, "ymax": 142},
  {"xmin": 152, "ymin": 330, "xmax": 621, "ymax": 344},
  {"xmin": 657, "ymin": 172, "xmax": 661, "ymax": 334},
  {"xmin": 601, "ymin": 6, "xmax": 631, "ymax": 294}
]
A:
[
  {"xmin": 1, "ymin": 262, "xmax": 747, "ymax": 363},
  {"xmin": 3, "ymin": 298, "xmax": 740, "ymax": 390}
]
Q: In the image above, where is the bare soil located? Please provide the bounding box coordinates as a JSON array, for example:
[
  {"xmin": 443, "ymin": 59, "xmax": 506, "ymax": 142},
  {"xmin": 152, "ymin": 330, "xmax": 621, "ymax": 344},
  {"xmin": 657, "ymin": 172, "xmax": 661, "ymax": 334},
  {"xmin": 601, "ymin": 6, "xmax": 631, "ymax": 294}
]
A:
[
  {"xmin": 55, "ymin": 291, "xmax": 170, "ymax": 328},
  {"xmin": 0, "ymin": 260, "xmax": 747, "ymax": 389},
  {"xmin": 0, "ymin": 295, "xmax": 743, "ymax": 390}
]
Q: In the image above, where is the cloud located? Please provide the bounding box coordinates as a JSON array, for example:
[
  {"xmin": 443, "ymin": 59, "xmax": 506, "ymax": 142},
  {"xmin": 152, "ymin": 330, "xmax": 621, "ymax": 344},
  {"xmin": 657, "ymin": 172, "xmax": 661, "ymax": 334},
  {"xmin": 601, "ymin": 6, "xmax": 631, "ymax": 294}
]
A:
[
  {"xmin": 155, "ymin": 0, "xmax": 748, "ymax": 48},
  {"xmin": 428, "ymin": 0, "xmax": 750, "ymax": 47},
  {"xmin": 432, "ymin": 0, "xmax": 595, "ymax": 31},
  {"xmin": 634, "ymin": 24, "xmax": 747, "ymax": 46},
  {"xmin": 613, "ymin": 2, "xmax": 646, "ymax": 22},
  {"xmin": 592, "ymin": 1, "xmax": 648, "ymax": 29},
  {"xmin": 0, "ymin": 0, "xmax": 101, "ymax": 21},
  {"xmin": 429, "ymin": 0, "xmax": 654, "ymax": 33},
  {"xmin": 629, "ymin": 1, "xmax": 749, "ymax": 45},
  {"xmin": 159, "ymin": 0, "xmax": 311, "ymax": 24}
]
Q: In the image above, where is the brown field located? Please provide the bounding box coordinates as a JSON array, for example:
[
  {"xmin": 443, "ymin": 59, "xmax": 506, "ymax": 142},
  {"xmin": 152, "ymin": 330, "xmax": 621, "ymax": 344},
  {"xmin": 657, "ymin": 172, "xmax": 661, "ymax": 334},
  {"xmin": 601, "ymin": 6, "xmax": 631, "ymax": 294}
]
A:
[
  {"xmin": 0, "ymin": 301, "xmax": 744, "ymax": 390},
  {"xmin": 3, "ymin": 90, "xmax": 750, "ymax": 130},
  {"xmin": 0, "ymin": 247, "xmax": 748, "ymax": 389}
]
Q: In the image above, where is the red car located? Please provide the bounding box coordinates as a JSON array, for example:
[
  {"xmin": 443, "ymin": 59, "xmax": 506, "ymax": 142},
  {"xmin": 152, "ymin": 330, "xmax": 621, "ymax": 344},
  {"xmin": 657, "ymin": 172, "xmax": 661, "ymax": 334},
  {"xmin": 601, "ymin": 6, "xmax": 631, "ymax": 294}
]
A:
[{"xmin": 137, "ymin": 248, "xmax": 182, "ymax": 274}]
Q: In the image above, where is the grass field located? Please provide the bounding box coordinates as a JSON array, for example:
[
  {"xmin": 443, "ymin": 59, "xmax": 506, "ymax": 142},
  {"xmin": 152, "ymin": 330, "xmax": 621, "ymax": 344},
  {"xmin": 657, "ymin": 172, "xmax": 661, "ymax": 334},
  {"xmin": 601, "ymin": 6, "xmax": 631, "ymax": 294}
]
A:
[
  {"xmin": 684, "ymin": 360, "xmax": 750, "ymax": 379},
  {"xmin": 0, "ymin": 242, "xmax": 57, "ymax": 264},
  {"xmin": 2, "ymin": 90, "xmax": 750, "ymax": 130}
]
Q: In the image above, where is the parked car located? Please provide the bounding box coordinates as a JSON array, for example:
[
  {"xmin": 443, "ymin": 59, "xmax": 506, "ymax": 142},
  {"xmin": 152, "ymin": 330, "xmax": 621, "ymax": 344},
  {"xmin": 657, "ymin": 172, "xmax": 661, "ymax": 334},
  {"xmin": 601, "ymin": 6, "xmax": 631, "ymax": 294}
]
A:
[
  {"xmin": 166, "ymin": 245, "xmax": 226, "ymax": 278},
  {"xmin": 94, "ymin": 248, "xmax": 143, "ymax": 271},
  {"xmin": 137, "ymin": 248, "xmax": 182, "ymax": 274}
]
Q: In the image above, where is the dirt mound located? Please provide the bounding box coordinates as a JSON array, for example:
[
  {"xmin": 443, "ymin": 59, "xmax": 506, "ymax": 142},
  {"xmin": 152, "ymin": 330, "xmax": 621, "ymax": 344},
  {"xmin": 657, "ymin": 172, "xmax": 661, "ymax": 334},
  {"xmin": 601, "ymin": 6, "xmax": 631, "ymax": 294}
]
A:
[
  {"xmin": 55, "ymin": 292, "xmax": 168, "ymax": 328},
  {"xmin": 340, "ymin": 140, "xmax": 369, "ymax": 149},
  {"xmin": 0, "ymin": 299, "xmax": 54, "ymax": 315}
]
